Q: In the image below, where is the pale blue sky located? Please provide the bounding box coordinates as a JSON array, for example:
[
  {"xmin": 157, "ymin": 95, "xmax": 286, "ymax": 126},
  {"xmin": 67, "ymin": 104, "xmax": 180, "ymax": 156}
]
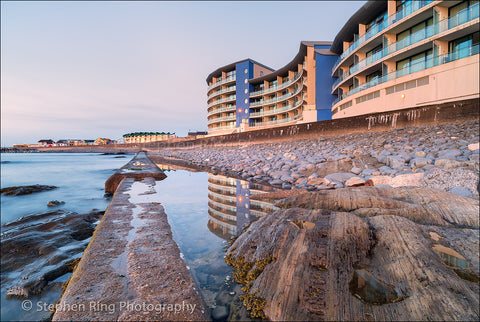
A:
[{"xmin": 1, "ymin": 1, "xmax": 366, "ymax": 146}]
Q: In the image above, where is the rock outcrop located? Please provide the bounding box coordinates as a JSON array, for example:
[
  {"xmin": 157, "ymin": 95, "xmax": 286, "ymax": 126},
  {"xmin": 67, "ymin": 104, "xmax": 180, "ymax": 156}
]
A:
[
  {"xmin": 1, "ymin": 184, "xmax": 57, "ymax": 196},
  {"xmin": 226, "ymin": 187, "xmax": 479, "ymax": 321}
]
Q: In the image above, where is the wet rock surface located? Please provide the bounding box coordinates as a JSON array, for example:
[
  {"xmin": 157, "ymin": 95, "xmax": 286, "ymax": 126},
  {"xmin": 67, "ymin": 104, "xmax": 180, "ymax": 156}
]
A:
[
  {"xmin": 149, "ymin": 120, "xmax": 479, "ymax": 199},
  {"xmin": 1, "ymin": 184, "xmax": 57, "ymax": 196},
  {"xmin": 1, "ymin": 209, "xmax": 103, "ymax": 298},
  {"xmin": 226, "ymin": 186, "xmax": 479, "ymax": 321}
]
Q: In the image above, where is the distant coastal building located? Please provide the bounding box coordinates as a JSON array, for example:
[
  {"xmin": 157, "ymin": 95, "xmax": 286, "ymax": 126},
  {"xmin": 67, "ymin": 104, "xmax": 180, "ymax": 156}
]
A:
[
  {"xmin": 187, "ymin": 131, "xmax": 208, "ymax": 139},
  {"xmin": 94, "ymin": 138, "xmax": 117, "ymax": 145},
  {"xmin": 38, "ymin": 139, "xmax": 55, "ymax": 146},
  {"xmin": 206, "ymin": 0, "xmax": 479, "ymax": 135},
  {"xmin": 122, "ymin": 132, "xmax": 176, "ymax": 144}
]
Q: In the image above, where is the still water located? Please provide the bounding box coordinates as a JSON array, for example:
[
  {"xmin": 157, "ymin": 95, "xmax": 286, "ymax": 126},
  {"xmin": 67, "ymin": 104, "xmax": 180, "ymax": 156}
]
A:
[{"xmin": 1, "ymin": 153, "xmax": 277, "ymax": 321}]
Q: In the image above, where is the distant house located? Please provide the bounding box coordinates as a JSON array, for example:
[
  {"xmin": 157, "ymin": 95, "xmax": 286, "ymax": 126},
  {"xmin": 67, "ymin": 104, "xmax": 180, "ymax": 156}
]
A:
[
  {"xmin": 187, "ymin": 131, "xmax": 208, "ymax": 139},
  {"xmin": 56, "ymin": 139, "xmax": 69, "ymax": 146},
  {"xmin": 94, "ymin": 138, "xmax": 116, "ymax": 145},
  {"xmin": 94, "ymin": 138, "xmax": 110, "ymax": 145},
  {"xmin": 38, "ymin": 139, "xmax": 55, "ymax": 146},
  {"xmin": 84, "ymin": 140, "xmax": 95, "ymax": 145}
]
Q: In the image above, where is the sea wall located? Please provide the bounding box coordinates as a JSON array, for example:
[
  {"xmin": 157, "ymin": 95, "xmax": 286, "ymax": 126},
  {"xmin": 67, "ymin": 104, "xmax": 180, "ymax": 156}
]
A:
[
  {"xmin": 53, "ymin": 153, "xmax": 208, "ymax": 321},
  {"xmin": 30, "ymin": 98, "xmax": 479, "ymax": 153}
]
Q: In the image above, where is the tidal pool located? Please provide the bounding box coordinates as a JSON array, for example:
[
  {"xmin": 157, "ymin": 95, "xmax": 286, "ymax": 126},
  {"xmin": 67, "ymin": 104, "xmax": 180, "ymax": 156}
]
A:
[{"xmin": 154, "ymin": 163, "xmax": 278, "ymax": 320}]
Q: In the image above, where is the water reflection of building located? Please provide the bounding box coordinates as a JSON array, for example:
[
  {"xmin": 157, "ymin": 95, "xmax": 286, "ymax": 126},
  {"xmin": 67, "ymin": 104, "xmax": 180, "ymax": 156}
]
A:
[{"xmin": 207, "ymin": 173, "xmax": 277, "ymax": 240}]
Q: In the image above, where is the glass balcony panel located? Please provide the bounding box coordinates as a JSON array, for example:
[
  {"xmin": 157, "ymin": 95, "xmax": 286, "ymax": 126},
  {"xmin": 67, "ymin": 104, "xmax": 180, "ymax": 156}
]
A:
[
  {"xmin": 333, "ymin": 42, "xmax": 479, "ymax": 107},
  {"xmin": 332, "ymin": 0, "xmax": 434, "ymax": 74}
]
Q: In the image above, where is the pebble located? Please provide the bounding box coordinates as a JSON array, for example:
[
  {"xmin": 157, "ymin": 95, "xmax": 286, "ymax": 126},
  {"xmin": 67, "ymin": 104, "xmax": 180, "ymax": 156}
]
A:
[
  {"xmin": 449, "ymin": 186, "xmax": 473, "ymax": 198},
  {"xmin": 153, "ymin": 121, "xmax": 479, "ymax": 199}
]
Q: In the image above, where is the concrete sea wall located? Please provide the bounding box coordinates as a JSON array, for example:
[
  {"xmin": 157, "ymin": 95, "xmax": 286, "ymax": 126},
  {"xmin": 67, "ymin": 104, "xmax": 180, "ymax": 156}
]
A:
[
  {"xmin": 34, "ymin": 98, "xmax": 479, "ymax": 153},
  {"xmin": 53, "ymin": 153, "xmax": 208, "ymax": 321}
]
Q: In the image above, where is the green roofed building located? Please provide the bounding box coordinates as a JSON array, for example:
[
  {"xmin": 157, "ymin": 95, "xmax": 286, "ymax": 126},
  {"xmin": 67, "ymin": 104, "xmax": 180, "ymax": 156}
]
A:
[{"xmin": 122, "ymin": 132, "xmax": 176, "ymax": 144}]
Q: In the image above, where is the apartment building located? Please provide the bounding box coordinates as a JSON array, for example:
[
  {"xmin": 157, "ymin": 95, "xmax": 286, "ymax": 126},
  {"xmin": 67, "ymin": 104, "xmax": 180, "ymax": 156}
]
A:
[
  {"xmin": 206, "ymin": 42, "xmax": 337, "ymax": 135},
  {"xmin": 331, "ymin": 0, "xmax": 479, "ymax": 118},
  {"xmin": 206, "ymin": 0, "xmax": 479, "ymax": 134}
]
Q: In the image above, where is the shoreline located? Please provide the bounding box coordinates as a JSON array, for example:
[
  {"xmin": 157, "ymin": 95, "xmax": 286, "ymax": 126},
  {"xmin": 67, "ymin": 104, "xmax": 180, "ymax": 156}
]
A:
[{"xmin": 148, "ymin": 120, "xmax": 479, "ymax": 199}]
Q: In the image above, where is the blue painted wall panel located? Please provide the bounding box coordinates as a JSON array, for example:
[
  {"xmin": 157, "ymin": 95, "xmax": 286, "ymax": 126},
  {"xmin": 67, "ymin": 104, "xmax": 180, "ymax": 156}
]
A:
[
  {"xmin": 235, "ymin": 61, "xmax": 253, "ymax": 127},
  {"xmin": 315, "ymin": 53, "xmax": 337, "ymax": 121}
]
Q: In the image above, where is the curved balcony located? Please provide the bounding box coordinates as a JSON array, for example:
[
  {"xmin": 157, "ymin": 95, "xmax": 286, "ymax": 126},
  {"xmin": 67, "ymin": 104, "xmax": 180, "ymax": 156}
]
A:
[
  {"xmin": 331, "ymin": 0, "xmax": 434, "ymax": 75},
  {"xmin": 208, "ymin": 214, "xmax": 236, "ymax": 229},
  {"xmin": 250, "ymin": 99, "xmax": 303, "ymax": 118},
  {"xmin": 331, "ymin": 24, "xmax": 434, "ymax": 92},
  {"xmin": 207, "ymin": 76, "xmax": 236, "ymax": 92},
  {"xmin": 208, "ymin": 104, "xmax": 236, "ymax": 116},
  {"xmin": 208, "ymin": 184, "xmax": 236, "ymax": 196},
  {"xmin": 250, "ymin": 113, "xmax": 303, "ymax": 128},
  {"xmin": 332, "ymin": 43, "xmax": 480, "ymax": 107},
  {"xmin": 208, "ymin": 95, "xmax": 236, "ymax": 108},
  {"xmin": 209, "ymin": 199, "xmax": 237, "ymax": 213},
  {"xmin": 207, "ymin": 86, "xmax": 236, "ymax": 101},
  {"xmin": 208, "ymin": 190, "xmax": 236, "ymax": 202},
  {"xmin": 249, "ymin": 70, "xmax": 303, "ymax": 97},
  {"xmin": 208, "ymin": 114, "xmax": 236, "ymax": 125},
  {"xmin": 250, "ymin": 85, "xmax": 303, "ymax": 107}
]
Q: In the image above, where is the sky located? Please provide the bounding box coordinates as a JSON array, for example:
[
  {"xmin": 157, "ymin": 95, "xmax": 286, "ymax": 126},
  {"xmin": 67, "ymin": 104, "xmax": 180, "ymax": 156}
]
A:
[{"xmin": 1, "ymin": 1, "xmax": 366, "ymax": 146}]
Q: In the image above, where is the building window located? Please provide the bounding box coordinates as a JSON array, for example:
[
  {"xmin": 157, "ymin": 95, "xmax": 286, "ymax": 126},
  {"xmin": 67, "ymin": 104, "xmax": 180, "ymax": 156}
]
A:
[
  {"xmin": 366, "ymin": 70, "xmax": 382, "ymax": 83},
  {"xmin": 448, "ymin": 31, "xmax": 479, "ymax": 60},
  {"xmin": 260, "ymin": 71, "xmax": 264, "ymax": 76},
  {"xmin": 396, "ymin": 17, "xmax": 433, "ymax": 50},
  {"xmin": 449, "ymin": 1, "xmax": 469, "ymax": 18},
  {"xmin": 396, "ymin": 49, "xmax": 433, "ymax": 77}
]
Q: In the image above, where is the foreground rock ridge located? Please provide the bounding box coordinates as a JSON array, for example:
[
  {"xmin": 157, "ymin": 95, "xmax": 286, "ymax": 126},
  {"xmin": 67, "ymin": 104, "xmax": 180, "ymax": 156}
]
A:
[
  {"xmin": 226, "ymin": 187, "xmax": 479, "ymax": 321},
  {"xmin": 53, "ymin": 154, "xmax": 207, "ymax": 321}
]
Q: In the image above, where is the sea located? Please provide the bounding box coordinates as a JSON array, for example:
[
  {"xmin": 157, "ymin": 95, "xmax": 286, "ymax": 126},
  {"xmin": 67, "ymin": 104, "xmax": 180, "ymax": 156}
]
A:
[{"xmin": 1, "ymin": 152, "xmax": 277, "ymax": 321}]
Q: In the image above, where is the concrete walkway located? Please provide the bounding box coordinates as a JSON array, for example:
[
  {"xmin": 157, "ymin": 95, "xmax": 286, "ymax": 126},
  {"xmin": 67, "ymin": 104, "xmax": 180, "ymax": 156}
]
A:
[
  {"xmin": 105, "ymin": 152, "xmax": 167, "ymax": 194},
  {"xmin": 53, "ymin": 153, "xmax": 208, "ymax": 321}
]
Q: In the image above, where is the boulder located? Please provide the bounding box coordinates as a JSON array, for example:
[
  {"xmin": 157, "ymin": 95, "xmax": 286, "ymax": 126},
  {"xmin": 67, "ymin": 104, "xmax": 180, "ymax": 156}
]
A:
[
  {"xmin": 410, "ymin": 157, "xmax": 430, "ymax": 168},
  {"xmin": 391, "ymin": 173, "xmax": 424, "ymax": 187},
  {"xmin": 345, "ymin": 177, "xmax": 365, "ymax": 187},
  {"xmin": 325, "ymin": 173, "xmax": 356, "ymax": 183},
  {"xmin": 350, "ymin": 167, "xmax": 362, "ymax": 175},
  {"xmin": 435, "ymin": 159, "xmax": 461, "ymax": 169},
  {"xmin": 468, "ymin": 143, "xmax": 479, "ymax": 151},
  {"xmin": 449, "ymin": 186, "xmax": 473, "ymax": 198}
]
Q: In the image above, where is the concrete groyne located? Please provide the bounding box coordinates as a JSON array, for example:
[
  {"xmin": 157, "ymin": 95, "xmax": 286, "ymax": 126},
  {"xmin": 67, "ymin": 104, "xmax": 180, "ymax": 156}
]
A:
[{"xmin": 53, "ymin": 153, "xmax": 208, "ymax": 321}]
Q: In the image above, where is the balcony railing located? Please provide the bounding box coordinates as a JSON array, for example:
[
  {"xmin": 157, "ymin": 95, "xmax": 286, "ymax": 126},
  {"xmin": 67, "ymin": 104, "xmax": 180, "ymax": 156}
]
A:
[
  {"xmin": 250, "ymin": 113, "xmax": 302, "ymax": 127},
  {"xmin": 208, "ymin": 86, "xmax": 236, "ymax": 99},
  {"xmin": 249, "ymin": 70, "xmax": 303, "ymax": 97},
  {"xmin": 331, "ymin": 3, "xmax": 479, "ymax": 94},
  {"xmin": 437, "ymin": 1, "xmax": 479, "ymax": 33},
  {"xmin": 249, "ymin": 100, "xmax": 303, "ymax": 117},
  {"xmin": 208, "ymin": 76, "xmax": 236, "ymax": 91},
  {"xmin": 332, "ymin": 0, "xmax": 434, "ymax": 73},
  {"xmin": 207, "ymin": 95, "xmax": 236, "ymax": 108},
  {"xmin": 332, "ymin": 43, "xmax": 479, "ymax": 107},
  {"xmin": 250, "ymin": 85, "xmax": 303, "ymax": 107},
  {"xmin": 207, "ymin": 114, "xmax": 236, "ymax": 124},
  {"xmin": 207, "ymin": 104, "xmax": 236, "ymax": 116},
  {"xmin": 332, "ymin": 24, "xmax": 435, "ymax": 91}
]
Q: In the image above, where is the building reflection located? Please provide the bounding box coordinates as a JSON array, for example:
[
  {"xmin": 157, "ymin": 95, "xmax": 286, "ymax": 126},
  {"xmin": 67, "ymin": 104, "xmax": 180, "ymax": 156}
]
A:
[{"xmin": 207, "ymin": 173, "xmax": 278, "ymax": 240}]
